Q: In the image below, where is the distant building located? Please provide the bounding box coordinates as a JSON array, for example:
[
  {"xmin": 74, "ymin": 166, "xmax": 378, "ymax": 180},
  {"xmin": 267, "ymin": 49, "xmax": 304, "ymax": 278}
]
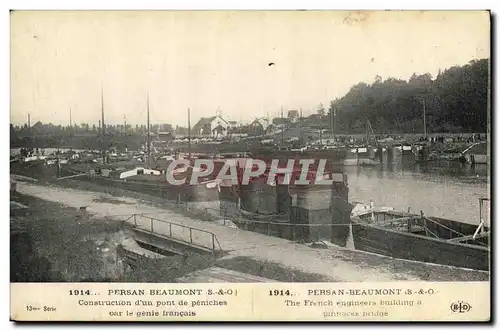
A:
[
  {"xmin": 287, "ymin": 110, "xmax": 300, "ymax": 123},
  {"xmin": 249, "ymin": 118, "xmax": 271, "ymax": 135},
  {"xmin": 192, "ymin": 115, "xmax": 229, "ymax": 138}
]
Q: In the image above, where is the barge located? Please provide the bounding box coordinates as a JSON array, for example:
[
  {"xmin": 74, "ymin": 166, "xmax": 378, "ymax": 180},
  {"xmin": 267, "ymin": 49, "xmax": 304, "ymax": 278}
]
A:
[{"xmin": 349, "ymin": 199, "xmax": 490, "ymax": 271}]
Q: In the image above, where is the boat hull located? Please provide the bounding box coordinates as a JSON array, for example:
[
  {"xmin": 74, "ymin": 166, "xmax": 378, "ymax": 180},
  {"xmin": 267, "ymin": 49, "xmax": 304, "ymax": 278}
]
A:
[{"xmin": 351, "ymin": 222, "xmax": 490, "ymax": 271}]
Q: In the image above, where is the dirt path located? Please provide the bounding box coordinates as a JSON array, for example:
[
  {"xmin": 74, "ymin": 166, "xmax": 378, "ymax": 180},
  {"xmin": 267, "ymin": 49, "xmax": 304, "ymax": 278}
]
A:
[{"xmin": 16, "ymin": 182, "xmax": 488, "ymax": 282}]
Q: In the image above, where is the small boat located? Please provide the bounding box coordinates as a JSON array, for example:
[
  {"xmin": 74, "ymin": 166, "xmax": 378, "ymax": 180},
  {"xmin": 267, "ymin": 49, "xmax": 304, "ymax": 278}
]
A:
[{"xmin": 349, "ymin": 199, "xmax": 490, "ymax": 271}]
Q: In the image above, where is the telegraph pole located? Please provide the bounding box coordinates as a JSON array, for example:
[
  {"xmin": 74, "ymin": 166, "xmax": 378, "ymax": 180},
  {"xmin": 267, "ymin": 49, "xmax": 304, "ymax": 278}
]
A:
[
  {"xmin": 423, "ymin": 99, "xmax": 427, "ymax": 136},
  {"xmin": 280, "ymin": 106, "xmax": 284, "ymax": 148},
  {"xmin": 27, "ymin": 113, "xmax": 31, "ymax": 150},
  {"xmin": 147, "ymin": 93, "xmax": 151, "ymax": 166},
  {"xmin": 101, "ymin": 86, "xmax": 106, "ymax": 164},
  {"xmin": 331, "ymin": 108, "xmax": 334, "ymax": 137},
  {"xmin": 188, "ymin": 108, "xmax": 192, "ymax": 159}
]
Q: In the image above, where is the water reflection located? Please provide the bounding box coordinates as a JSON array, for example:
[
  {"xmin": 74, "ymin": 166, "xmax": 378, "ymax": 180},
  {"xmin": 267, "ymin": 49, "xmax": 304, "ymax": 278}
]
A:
[
  {"xmin": 344, "ymin": 161, "xmax": 489, "ymax": 224},
  {"xmin": 349, "ymin": 161, "xmax": 488, "ymax": 184}
]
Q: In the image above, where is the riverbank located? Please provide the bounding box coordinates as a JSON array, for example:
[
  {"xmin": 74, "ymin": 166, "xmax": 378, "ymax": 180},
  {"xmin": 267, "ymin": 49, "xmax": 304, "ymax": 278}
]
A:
[
  {"xmin": 10, "ymin": 191, "xmax": 330, "ymax": 283},
  {"xmin": 12, "ymin": 180, "xmax": 489, "ymax": 282}
]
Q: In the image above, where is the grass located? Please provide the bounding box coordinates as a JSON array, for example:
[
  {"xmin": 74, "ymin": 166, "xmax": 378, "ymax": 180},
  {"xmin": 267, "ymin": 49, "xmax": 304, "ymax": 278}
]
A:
[
  {"xmin": 10, "ymin": 192, "xmax": 128, "ymax": 282},
  {"xmin": 10, "ymin": 191, "xmax": 333, "ymax": 283}
]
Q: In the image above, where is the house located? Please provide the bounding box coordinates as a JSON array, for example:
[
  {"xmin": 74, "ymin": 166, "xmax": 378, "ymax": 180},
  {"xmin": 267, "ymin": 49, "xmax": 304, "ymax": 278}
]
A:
[
  {"xmin": 287, "ymin": 110, "xmax": 300, "ymax": 123},
  {"xmin": 249, "ymin": 118, "xmax": 271, "ymax": 135},
  {"xmin": 192, "ymin": 115, "xmax": 229, "ymax": 138}
]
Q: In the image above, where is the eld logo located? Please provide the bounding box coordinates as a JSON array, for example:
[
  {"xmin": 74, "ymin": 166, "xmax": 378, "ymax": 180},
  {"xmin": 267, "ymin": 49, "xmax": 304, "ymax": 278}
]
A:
[{"xmin": 450, "ymin": 301, "xmax": 471, "ymax": 313}]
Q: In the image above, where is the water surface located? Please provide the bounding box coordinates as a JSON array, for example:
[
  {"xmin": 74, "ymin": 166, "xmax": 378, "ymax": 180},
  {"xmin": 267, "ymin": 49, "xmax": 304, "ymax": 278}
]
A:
[{"xmin": 345, "ymin": 162, "xmax": 489, "ymax": 225}]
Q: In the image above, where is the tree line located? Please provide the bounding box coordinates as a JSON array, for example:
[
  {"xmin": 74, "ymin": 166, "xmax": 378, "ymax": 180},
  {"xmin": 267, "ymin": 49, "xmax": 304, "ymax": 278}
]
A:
[{"xmin": 323, "ymin": 58, "xmax": 489, "ymax": 134}]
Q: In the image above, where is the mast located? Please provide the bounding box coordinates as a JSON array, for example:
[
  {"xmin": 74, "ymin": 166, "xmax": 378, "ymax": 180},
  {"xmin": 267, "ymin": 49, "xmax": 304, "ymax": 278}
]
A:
[
  {"xmin": 69, "ymin": 108, "xmax": 72, "ymax": 128},
  {"xmin": 319, "ymin": 112, "xmax": 323, "ymax": 146},
  {"xmin": 423, "ymin": 99, "xmax": 427, "ymax": 136},
  {"xmin": 147, "ymin": 93, "xmax": 151, "ymax": 166},
  {"xmin": 333, "ymin": 107, "xmax": 337, "ymax": 143},
  {"xmin": 123, "ymin": 114, "xmax": 127, "ymax": 136},
  {"xmin": 366, "ymin": 119, "xmax": 377, "ymax": 146},
  {"xmin": 365, "ymin": 119, "xmax": 369, "ymax": 146},
  {"xmin": 27, "ymin": 113, "xmax": 31, "ymax": 150},
  {"xmin": 280, "ymin": 106, "xmax": 284, "ymax": 148},
  {"xmin": 331, "ymin": 107, "xmax": 334, "ymax": 139},
  {"xmin": 101, "ymin": 86, "xmax": 106, "ymax": 164},
  {"xmin": 188, "ymin": 108, "xmax": 191, "ymax": 159}
]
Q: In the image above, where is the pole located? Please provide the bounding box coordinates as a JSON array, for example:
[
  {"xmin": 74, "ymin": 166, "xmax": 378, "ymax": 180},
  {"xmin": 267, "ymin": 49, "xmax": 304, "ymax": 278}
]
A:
[
  {"xmin": 147, "ymin": 93, "xmax": 151, "ymax": 166},
  {"xmin": 124, "ymin": 114, "xmax": 127, "ymax": 136},
  {"xmin": 69, "ymin": 108, "xmax": 72, "ymax": 128},
  {"xmin": 188, "ymin": 108, "xmax": 191, "ymax": 159},
  {"xmin": 101, "ymin": 85, "xmax": 106, "ymax": 164},
  {"xmin": 27, "ymin": 113, "xmax": 31, "ymax": 149},
  {"xmin": 334, "ymin": 108, "xmax": 337, "ymax": 142},
  {"xmin": 365, "ymin": 119, "xmax": 369, "ymax": 145},
  {"xmin": 280, "ymin": 106, "xmax": 284, "ymax": 148},
  {"xmin": 423, "ymin": 99, "xmax": 427, "ymax": 137},
  {"xmin": 331, "ymin": 108, "xmax": 334, "ymax": 138}
]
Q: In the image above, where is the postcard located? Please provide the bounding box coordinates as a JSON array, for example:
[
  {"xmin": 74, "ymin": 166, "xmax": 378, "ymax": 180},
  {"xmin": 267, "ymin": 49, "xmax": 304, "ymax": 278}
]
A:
[{"xmin": 10, "ymin": 10, "xmax": 490, "ymax": 322}]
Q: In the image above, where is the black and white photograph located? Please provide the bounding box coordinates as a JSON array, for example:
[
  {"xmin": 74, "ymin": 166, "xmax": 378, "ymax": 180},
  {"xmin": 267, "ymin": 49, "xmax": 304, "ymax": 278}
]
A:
[{"xmin": 9, "ymin": 9, "xmax": 491, "ymax": 321}]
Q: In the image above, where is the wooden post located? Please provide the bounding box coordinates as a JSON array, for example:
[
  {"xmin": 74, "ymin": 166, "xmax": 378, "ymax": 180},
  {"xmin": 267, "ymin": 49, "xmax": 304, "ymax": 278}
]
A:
[
  {"xmin": 421, "ymin": 210, "xmax": 428, "ymax": 236},
  {"xmin": 189, "ymin": 228, "xmax": 193, "ymax": 243}
]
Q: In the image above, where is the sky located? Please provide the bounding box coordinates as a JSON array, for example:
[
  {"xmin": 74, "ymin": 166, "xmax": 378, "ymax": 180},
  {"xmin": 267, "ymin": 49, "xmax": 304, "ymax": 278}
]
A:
[{"xmin": 10, "ymin": 10, "xmax": 490, "ymax": 127}]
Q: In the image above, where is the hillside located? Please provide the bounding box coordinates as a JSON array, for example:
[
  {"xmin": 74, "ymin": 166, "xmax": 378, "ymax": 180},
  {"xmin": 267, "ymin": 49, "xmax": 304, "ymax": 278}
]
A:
[{"xmin": 328, "ymin": 58, "xmax": 489, "ymax": 134}]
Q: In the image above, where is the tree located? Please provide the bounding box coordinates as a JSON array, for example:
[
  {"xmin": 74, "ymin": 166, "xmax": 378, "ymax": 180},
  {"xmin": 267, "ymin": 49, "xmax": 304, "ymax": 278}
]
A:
[
  {"xmin": 317, "ymin": 103, "xmax": 325, "ymax": 117},
  {"xmin": 328, "ymin": 58, "xmax": 489, "ymax": 133}
]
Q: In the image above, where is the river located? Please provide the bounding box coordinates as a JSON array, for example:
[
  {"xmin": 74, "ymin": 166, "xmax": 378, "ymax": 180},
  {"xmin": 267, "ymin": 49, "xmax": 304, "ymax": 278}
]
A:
[
  {"xmin": 11, "ymin": 147, "xmax": 489, "ymax": 226},
  {"xmin": 345, "ymin": 161, "xmax": 489, "ymax": 225}
]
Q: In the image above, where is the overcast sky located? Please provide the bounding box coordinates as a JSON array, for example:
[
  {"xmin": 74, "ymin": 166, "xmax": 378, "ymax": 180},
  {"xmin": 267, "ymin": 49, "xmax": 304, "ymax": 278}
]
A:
[{"xmin": 10, "ymin": 10, "xmax": 489, "ymax": 127}]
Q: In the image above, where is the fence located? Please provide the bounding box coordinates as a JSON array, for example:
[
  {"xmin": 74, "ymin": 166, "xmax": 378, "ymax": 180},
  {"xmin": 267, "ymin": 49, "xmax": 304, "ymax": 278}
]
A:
[{"xmin": 129, "ymin": 214, "xmax": 223, "ymax": 253}]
